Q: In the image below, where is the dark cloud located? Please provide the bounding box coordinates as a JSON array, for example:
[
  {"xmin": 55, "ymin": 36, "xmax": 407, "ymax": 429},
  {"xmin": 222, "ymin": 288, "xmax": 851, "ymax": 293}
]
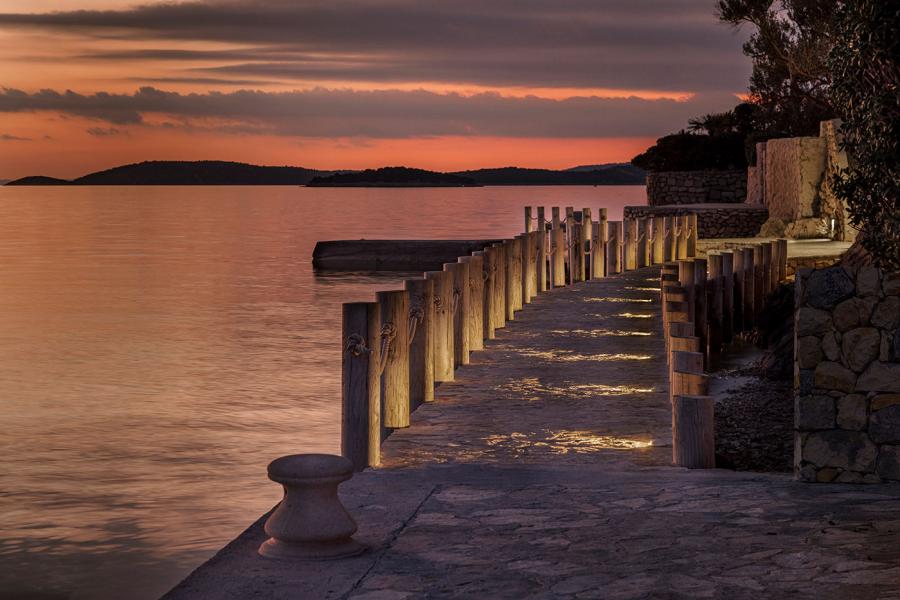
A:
[
  {"xmin": 86, "ymin": 126, "xmax": 126, "ymax": 137},
  {"xmin": 0, "ymin": 0, "xmax": 749, "ymax": 92},
  {"xmin": 0, "ymin": 85, "xmax": 738, "ymax": 139}
]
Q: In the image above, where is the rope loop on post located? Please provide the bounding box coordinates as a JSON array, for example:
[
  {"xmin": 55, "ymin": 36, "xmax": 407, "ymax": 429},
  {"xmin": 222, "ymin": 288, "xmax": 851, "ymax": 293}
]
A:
[
  {"xmin": 343, "ymin": 333, "xmax": 369, "ymax": 357},
  {"xmin": 407, "ymin": 298, "xmax": 425, "ymax": 345},
  {"xmin": 451, "ymin": 286, "xmax": 461, "ymax": 316},
  {"xmin": 377, "ymin": 322, "xmax": 396, "ymax": 375}
]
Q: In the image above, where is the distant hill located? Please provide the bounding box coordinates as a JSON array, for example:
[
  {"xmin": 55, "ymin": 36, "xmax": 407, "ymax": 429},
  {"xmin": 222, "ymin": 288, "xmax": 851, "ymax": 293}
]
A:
[
  {"xmin": 6, "ymin": 161, "xmax": 330, "ymax": 186},
  {"xmin": 308, "ymin": 167, "xmax": 478, "ymax": 187},
  {"xmin": 454, "ymin": 165, "xmax": 645, "ymax": 186},
  {"xmin": 566, "ymin": 163, "xmax": 634, "ymax": 172}
]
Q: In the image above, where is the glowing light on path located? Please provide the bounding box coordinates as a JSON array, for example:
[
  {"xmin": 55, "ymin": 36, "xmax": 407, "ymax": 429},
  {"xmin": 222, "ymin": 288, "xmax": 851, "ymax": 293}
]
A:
[
  {"xmin": 586, "ymin": 297, "xmax": 654, "ymax": 303},
  {"xmin": 550, "ymin": 329, "xmax": 652, "ymax": 337},
  {"xmin": 485, "ymin": 430, "xmax": 654, "ymax": 454},
  {"xmin": 617, "ymin": 313, "xmax": 654, "ymax": 319}
]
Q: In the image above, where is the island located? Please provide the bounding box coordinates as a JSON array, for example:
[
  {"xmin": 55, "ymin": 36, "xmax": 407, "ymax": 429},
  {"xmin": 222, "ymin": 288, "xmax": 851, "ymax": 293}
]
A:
[{"xmin": 307, "ymin": 167, "xmax": 478, "ymax": 187}]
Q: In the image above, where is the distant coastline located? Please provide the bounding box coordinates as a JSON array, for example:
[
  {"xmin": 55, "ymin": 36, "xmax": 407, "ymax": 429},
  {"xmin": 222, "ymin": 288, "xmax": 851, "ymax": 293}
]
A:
[{"xmin": 5, "ymin": 160, "xmax": 645, "ymax": 187}]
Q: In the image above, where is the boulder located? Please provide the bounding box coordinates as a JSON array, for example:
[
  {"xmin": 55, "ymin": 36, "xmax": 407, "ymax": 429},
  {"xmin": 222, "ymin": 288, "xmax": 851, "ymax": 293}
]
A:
[
  {"xmin": 806, "ymin": 267, "xmax": 855, "ymax": 309},
  {"xmin": 814, "ymin": 361, "xmax": 857, "ymax": 393},
  {"xmin": 802, "ymin": 430, "xmax": 877, "ymax": 472},
  {"xmin": 821, "ymin": 332, "xmax": 841, "ymax": 361},
  {"xmin": 841, "ymin": 328, "xmax": 881, "ymax": 372},
  {"xmin": 870, "ymin": 405, "xmax": 900, "ymax": 444},
  {"xmin": 836, "ymin": 394, "xmax": 868, "ymax": 431},
  {"xmin": 832, "ymin": 298, "xmax": 871, "ymax": 332},
  {"xmin": 797, "ymin": 336, "xmax": 823, "ymax": 369},
  {"xmin": 796, "ymin": 307, "xmax": 832, "ymax": 337},
  {"xmin": 796, "ymin": 395, "xmax": 836, "ymax": 430},
  {"xmin": 871, "ymin": 297, "xmax": 900, "ymax": 330},
  {"xmin": 857, "ymin": 362, "xmax": 900, "ymax": 393},
  {"xmin": 856, "ymin": 266, "xmax": 881, "ymax": 297}
]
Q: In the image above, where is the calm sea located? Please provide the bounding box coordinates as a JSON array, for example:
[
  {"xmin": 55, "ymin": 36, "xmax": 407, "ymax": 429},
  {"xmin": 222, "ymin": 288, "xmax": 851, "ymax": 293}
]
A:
[{"xmin": 0, "ymin": 185, "xmax": 645, "ymax": 600}]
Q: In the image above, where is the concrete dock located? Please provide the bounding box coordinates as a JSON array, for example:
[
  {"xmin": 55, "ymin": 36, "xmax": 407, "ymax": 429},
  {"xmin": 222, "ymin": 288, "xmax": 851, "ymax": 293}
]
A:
[{"xmin": 166, "ymin": 267, "xmax": 900, "ymax": 600}]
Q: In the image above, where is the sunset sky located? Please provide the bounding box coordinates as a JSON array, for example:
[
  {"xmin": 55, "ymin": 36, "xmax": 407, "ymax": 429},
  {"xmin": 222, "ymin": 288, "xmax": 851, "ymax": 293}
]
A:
[{"xmin": 0, "ymin": 0, "xmax": 750, "ymax": 179}]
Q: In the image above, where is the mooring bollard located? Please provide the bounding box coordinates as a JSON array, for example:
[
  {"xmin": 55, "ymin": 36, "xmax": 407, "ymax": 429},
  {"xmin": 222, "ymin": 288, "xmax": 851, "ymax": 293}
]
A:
[
  {"xmin": 405, "ymin": 277, "xmax": 434, "ymax": 409},
  {"xmin": 537, "ymin": 207, "xmax": 548, "ymax": 291},
  {"xmin": 426, "ymin": 270, "xmax": 454, "ymax": 382},
  {"xmin": 444, "ymin": 261, "xmax": 470, "ymax": 367},
  {"xmin": 376, "ymin": 290, "xmax": 409, "ymax": 428},
  {"xmin": 341, "ymin": 302, "xmax": 380, "ymax": 471},
  {"xmin": 259, "ymin": 454, "xmax": 365, "ymax": 560},
  {"xmin": 460, "ymin": 254, "xmax": 484, "ymax": 352},
  {"xmin": 672, "ymin": 396, "xmax": 715, "ymax": 469}
]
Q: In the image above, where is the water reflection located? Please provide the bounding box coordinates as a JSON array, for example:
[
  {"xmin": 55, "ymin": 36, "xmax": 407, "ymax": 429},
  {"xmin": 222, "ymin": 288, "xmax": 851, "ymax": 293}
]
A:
[
  {"xmin": 516, "ymin": 348, "xmax": 653, "ymax": 362},
  {"xmin": 484, "ymin": 430, "xmax": 654, "ymax": 454},
  {"xmin": 0, "ymin": 185, "xmax": 645, "ymax": 599},
  {"xmin": 497, "ymin": 377, "xmax": 654, "ymax": 401}
]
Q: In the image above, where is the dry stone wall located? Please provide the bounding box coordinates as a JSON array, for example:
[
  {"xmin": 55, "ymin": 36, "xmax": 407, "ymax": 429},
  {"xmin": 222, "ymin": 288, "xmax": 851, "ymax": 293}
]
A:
[
  {"xmin": 646, "ymin": 170, "xmax": 746, "ymax": 206},
  {"xmin": 794, "ymin": 264, "xmax": 900, "ymax": 483},
  {"xmin": 624, "ymin": 204, "xmax": 768, "ymax": 239}
]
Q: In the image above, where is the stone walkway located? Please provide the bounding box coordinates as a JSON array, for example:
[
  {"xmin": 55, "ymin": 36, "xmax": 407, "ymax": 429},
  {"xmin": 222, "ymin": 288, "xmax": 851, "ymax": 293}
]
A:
[{"xmin": 166, "ymin": 268, "xmax": 900, "ymax": 600}]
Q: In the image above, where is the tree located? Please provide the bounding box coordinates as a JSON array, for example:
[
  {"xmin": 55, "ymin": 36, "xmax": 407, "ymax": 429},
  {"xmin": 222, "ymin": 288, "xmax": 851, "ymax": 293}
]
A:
[
  {"xmin": 828, "ymin": 1, "xmax": 900, "ymax": 269},
  {"xmin": 717, "ymin": 0, "xmax": 838, "ymax": 137}
]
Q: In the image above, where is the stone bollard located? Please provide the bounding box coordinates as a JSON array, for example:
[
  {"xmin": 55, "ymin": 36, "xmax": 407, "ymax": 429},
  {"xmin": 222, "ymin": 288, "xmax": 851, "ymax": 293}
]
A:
[{"xmin": 259, "ymin": 454, "xmax": 365, "ymax": 560}]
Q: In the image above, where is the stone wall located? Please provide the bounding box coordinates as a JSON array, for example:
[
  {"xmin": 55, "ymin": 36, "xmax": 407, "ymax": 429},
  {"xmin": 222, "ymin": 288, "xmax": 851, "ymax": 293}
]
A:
[
  {"xmin": 624, "ymin": 204, "xmax": 768, "ymax": 239},
  {"xmin": 746, "ymin": 142, "xmax": 767, "ymax": 205},
  {"xmin": 646, "ymin": 170, "xmax": 746, "ymax": 206},
  {"xmin": 794, "ymin": 264, "xmax": 900, "ymax": 483}
]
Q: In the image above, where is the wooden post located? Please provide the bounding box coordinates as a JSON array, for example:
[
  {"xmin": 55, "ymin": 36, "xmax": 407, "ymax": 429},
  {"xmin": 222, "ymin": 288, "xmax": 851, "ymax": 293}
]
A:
[
  {"xmin": 376, "ymin": 290, "xmax": 409, "ymax": 429},
  {"xmin": 590, "ymin": 223, "xmax": 603, "ymax": 279},
  {"xmin": 672, "ymin": 395, "xmax": 715, "ymax": 469},
  {"xmin": 686, "ymin": 213, "xmax": 698, "ymax": 257},
  {"xmin": 777, "ymin": 238, "xmax": 788, "ymax": 282},
  {"xmin": 524, "ymin": 206, "xmax": 533, "ymax": 234},
  {"xmin": 460, "ymin": 254, "xmax": 484, "ymax": 352},
  {"xmin": 732, "ymin": 247, "xmax": 745, "ymax": 334},
  {"xmin": 551, "ymin": 225, "xmax": 566, "ymax": 288},
  {"xmin": 405, "ymin": 277, "xmax": 434, "ymax": 409},
  {"xmin": 551, "ymin": 206, "xmax": 561, "ymax": 228},
  {"xmin": 606, "ymin": 221, "xmax": 622, "ymax": 275},
  {"xmin": 761, "ymin": 242, "xmax": 773, "ymax": 295},
  {"xmin": 504, "ymin": 239, "xmax": 520, "ymax": 319},
  {"xmin": 517, "ymin": 234, "xmax": 530, "ymax": 304},
  {"xmin": 636, "ymin": 218, "xmax": 648, "ymax": 268},
  {"xmin": 678, "ymin": 260, "xmax": 696, "ymax": 326},
  {"xmin": 668, "ymin": 325, "xmax": 699, "ymax": 382},
  {"xmin": 664, "ymin": 216, "xmax": 675, "ymax": 261},
  {"xmin": 481, "ymin": 248, "xmax": 496, "ymax": 340},
  {"xmin": 426, "ymin": 270, "xmax": 454, "ymax": 382},
  {"xmin": 492, "ymin": 243, "xmax": 507, "ymax": 329},
  {"xmin": 721, "ymin": 251, "xmax": 734, "ymax": 344},
  {"xmin": 341, "ymin": 302, "xmax": 380, "ymax": 470},
  {"xmin": 752, "ymin": 244, "xmax": 764, "ymax": 321},
  {"xmin": 537, "ymin": 207, "xmax": 547, "ymax": 292},
  {"xmin": 671, "ymin": 350, "xmax": 708, "ymax": 398},
  {"xmin": 693, "ymin": 258, "xmax": 708, "ymax": 366},
  {"xmin": 582, "ymin": 208, "xmax": 592, "ymax": 279},
  {"xmin": 675, "ymin": 216, "xmax": 687, "ymax": 260},
  {"xmin": 598, "ymin": 208, "xmax": 608, "ymax": 277},
  {"xmin": 444, "ymin": 261, "xmax": 470, "ymax": 367},
  {"xmin": 652, "ymin": 216, "xmax": 665, "ymax": 265},
  {"xmin": 623, "ymin": 218, "xmax": 637, "ymax": 270},
  {"xmin": 565, "ymin": 207, "xmax": 575, "ymax": 285},
  {"xmin": 707, "ymin": 254, "xmax": 723, "ymax": 362},
  {"xmin": 743, "ymin": 247, "xmax": 755, "ymax": 328}
]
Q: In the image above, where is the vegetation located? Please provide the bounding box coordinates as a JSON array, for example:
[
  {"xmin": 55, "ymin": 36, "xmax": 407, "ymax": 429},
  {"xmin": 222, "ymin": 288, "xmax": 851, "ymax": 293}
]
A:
[
  {"xmin": 630, "ymin": 133, "xmax": 747, "ymax": 172},
  {"xmin": 827, "ymin": 1, "xmax": 900, "ymax": 268},
  {"xmin": 456, "ymin": 165, "xmax": 645, "ymax": 186},
  {"xmin": 308, "ymin": 167, "xmax": 478, "ymax": 187}
]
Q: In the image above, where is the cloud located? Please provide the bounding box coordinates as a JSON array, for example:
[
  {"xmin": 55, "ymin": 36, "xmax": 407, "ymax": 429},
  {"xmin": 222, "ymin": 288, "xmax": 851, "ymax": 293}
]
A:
[
  {"xmin": 86, "ymin": 126, "xmax": 127, "ymax": 137},
  {"xmin": 0, "ymin": 85, "xmax": 738, "ymax": 139},
  {"xmin": 0, "ymin": 0, "xmax": 749, "ymax": 93},
  {"xmin": 0, "ymin": 133, "xmax": 31, "ymax": 141}
]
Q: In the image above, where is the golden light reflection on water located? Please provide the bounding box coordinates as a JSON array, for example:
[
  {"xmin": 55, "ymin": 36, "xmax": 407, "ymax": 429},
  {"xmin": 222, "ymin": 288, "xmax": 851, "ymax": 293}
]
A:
[
  {"xmin": 485, "ymin": 430, "xmax": 654, "ymax": 454},
  {"xmin": 616, "ymin": 312, "xmax": 654, "ymax": 319},
  {"xmin": 516, "ymin": 348, "xmax": 653, "ymax": 362},
  {"xmin": 625, "ymin": 286, "xmax": 661, "ymax": 292},
  {"xmin": 550, "ymin": 329, "xmax": 652, "ymax": 337},
  {"xmin": 586, "ymin": 297, "xmax": 654, "ymax": 303},
  {"xmin": 497, "ymin": 377, "xmax": 655, "ymax": 401}
]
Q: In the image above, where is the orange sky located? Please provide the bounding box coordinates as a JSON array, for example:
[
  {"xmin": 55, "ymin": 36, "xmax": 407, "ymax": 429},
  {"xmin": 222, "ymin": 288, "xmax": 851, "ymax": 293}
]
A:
[{"xmin": 0, "ymin": 1, "xmax": 750, "ymax": 179}]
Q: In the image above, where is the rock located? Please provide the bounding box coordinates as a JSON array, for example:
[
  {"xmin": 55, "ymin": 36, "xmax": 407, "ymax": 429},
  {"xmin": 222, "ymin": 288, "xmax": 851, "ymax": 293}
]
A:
[
  {"xmin": 883, "ymin": 272, "xmax": 900, "ymax": 295},
  {"xmin": 871, "ymin": 297, "xmax": 900, "ymax": 330},
  {"xmin": 894, "ymin": 329, "xmax": 900, "ymax": 362},
  {"xmin": 832, "ymin": 298, "xmax": 871, "ymax": 332},
  {"xmin": 803, "ymin": 430, "xmax": 877, "ymax": 471},
  {"xmin": 814, "ymin": 361, "xmax": 857, "ymax": 393},
  {"xmin": 796, "ymin": 395, "xmax": 836, "ymax": 430},
  {"xmin": 869, "ymin": 405, "xmax": 900, "ymax": 444},
  {"xmin": 797, "ymin": 336, "xmax": 823, "ymax": 369},
  {"xmin": 821, "ymin": 332, "xmax": 841, "ymax": 361},
  {"xmin": 841, "ymin": 328, "xmax": 881, "ymax": 372},
  {"xmin": 835, "ymin": 470, "xmax": 880, "ymax": 484},
  {"xmin": 836, "ymin": 394, "xmax": 868, "ymax": 431},
  {"xmin": 816, "ymin": 467, "xmax": 839, "ymax": 482},
  {"xmin": 759, "ymin": 218, "xmax": 787, "ymax": 238},
  {"xmin": 875, "ymin": 445, "xmax": 900, "ymax": 481},
  {"xmin": 797, "ymin": 307, "xmax": 832, "ymax": 337},
  {"xmin": 857, "ymin": 362, "xmax": 900, "ymax": 393},
  {"xmin": 806, "ymin": 267, "xmax": 855, "ymax": 309},
  {"xmin": 856, "ymin": 266, "xmax": 881, "ymax": 297},
  {"xmin": 872, "ymin": 394, "xmax": 900, "ymax": 411},
  {"xmin": 798, "ymin": 369, "xmax": 815, "ymax": 395}
]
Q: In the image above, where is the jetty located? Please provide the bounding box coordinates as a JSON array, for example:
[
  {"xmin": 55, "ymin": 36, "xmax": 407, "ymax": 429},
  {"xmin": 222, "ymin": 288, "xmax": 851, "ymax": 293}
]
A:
[{"xmin": 167, "ymin": 207, "xmax": 900, "ymax": 599}]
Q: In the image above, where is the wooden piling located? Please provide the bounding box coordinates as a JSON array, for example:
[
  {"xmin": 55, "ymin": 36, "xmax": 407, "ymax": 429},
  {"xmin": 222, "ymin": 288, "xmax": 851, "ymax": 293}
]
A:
[
  {"xmin": 733, "ymin": 248, "xmax": 745, "ymax": 333},
  {"xmin": 517, "ymin": 234, "xmax": 532, "ymax": 304},
  {"xmin": 707, "ymin": 254, "xmax": 723, "ymax": 361},
  {"xmin": 505, "ymin": 238, "xmax": 522, "ymax": 318},
  {"xmin": 492, "ymin": 243, "xmax": 507, "ymax": 329},
  {"xmin": 686, "ymin": 214, "xmax": 698, "ymax": 258},
  {"xmin": 482, "ymin": 247, "xmax": 497, "ymax": 339},
  {"xmin": 672, "ymin": 394, "xmax": 715, "ymax": 469},
  {"xmin": 693, "ymin": 258, "xmax": 708, "ymax": 365},
  {"xmin": 565, "ymin": 207, "xmax": 576, "ymax": 285},
  {"xmin": 671, "ymin": 350, "xmax": 707, "ymax": 397},
  {"xmin": 752, "ymin": 245, "xmax": 764, "ymax": 322},
  {"xmin": 445, "ymin": 261, "xmax": 470, "ymax": 367},
  {"xmin": 606, "ymin": 221, "xmax": 622, "ymax": 275},
  {"xmin": 624, "ymin": 218, "xmax": 637, "ymax": 271},
  {"xmin": 426, "ymin": 270, "xmax": 454, "ymax": 382},
  {"xmin": 742, "ymin": 247, "xmax": 755, "ymax": 328},
  {"xmin": 678, "ymin": 260, "xmax": 696, "ymax": 325},
  {"xmin": 721, "ymin": 251, "xmax": 734, "ymax": 344},
  {"xmin": 341, "ymin": 301, "xmax": 380, "ymax": 470},
  {"xmin": 460, "ymin": 254, "xmax": 484, "ymax": 352},
  {"xmin": 675, "ymin": 216, "xmax": 688, "ymax": 260},
  {"xmin": 761, "ymin": 242, "xmax": 773, "ymax": 295},
  {"xmin": 652, "ymin": 216, "xmax": 665, "ymax": 265},
  {"xmin": 405, "ymin": 277, "xmax": 434, "ymax": 409},
  {"xmin": 551, "ymin": 226, "xmax": 566, "ymax": 288},
  {"xmin": 376, "ymin": 290, "xmax": 409, "ymax": 429},
  {"xmin": 597, "ymin": 208, "xmax": 608, "ymax": 277},
  {"xmin": 537, "ymin": 207, "xmax": 548, "ymax": 291},
  {"xmin": 524, "ymin": 206, "xmax": 533, "ymax": 234},
  {"xmin": 636, "ymin": 218, "xmax": 648, "ymax": 268},
  {"xmin": 777, "ymin": 238, "xmax": 788, "ymax": 282},
  {"xmin": 664, "ymin": 216, "xmax": 675, "ymax": 262},
  {"xmin": 582, "ymin": 208, "xmax": 592, "ymax": 280}
]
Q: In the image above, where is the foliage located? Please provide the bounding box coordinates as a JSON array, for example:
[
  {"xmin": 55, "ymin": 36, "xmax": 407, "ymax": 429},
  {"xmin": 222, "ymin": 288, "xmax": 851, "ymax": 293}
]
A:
[
  {"xmin": 827, "ymin": 1, "xmax": 900, "ymax": 269},
  {"xmin": 630, "ymin": 133, "xmax": 747, "ymax": 172},
  {"xmin": 687, "ymin": 103, "xmax": 759, "ymax": 137},
  {"xmin": 717, "ymin": 0, "xmax": 838, "ymax": 137}
]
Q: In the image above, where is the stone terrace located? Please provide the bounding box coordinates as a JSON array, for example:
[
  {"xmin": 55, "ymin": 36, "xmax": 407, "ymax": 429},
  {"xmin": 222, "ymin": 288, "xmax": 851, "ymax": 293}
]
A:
[{"xmin": 166, "ymin": 268, "xmax": 900, "ymax": 600}]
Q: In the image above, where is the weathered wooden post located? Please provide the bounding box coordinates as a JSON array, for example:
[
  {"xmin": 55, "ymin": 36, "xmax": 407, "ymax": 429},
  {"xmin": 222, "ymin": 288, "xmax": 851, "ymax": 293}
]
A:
[
  {"xmin": 426, "ymin": 270, "xmax": 454, "ymax": 382},
  {"xmin": 517, "ymin": 234, "xmax": 530, "ymax": 304},
  {"xmin": 652, "ymin": 216, "xmax": 665, "ymax": 265},
  {"xmin": 582, "ymin": 208, "xmax": 593, "ymax": 279},
  {"xmin": 761, "ymin": 242, "xmax": 773, "ymax": 295},
  {"xmin": 678, "ymin": 260, "xmax": 696, "ymax": 326},
  {"xmin": 693, "ymin": 258, "xmax": 708, "ymax": 366},
  {"xmin": 551, "ymin": 225, "xmax": 566, "ymax": 288},
  {"xmin": 607, "ymin": 221, "xmax": 622, "ymax": 275},
  {"xmin": 522, "ymin": 231, "xmax": 537, "ymax": 302},
  {"xmin": 376, "ymin": 290, "xmax": 409, "ymax": 429},
  {"xmin": 537, "ymin": 207, "xmax": 548, "ymax": 291},
  {"xmin": 524, "ymin": 206, "xmax": 533, "ymax": 233},
  {"xmin": 686, "ymin": 213, "xmax": 698, "ymax": 257},
  {"xmin": 635, "ymin": 218, "xmax": 648, "ymax": 268},
  {"xmin": 591, "ymin": 223, "xmax": 603, "ymax": 279},
  {"xmin": 623, "ymin": 218, "xmax": 637, "ymax": 271},
  {"xmin": 504, "ymin": 238, "xmax": 521, "ymax": 319},
  {"xmin": 664, "ymin": 215, "xmax": 675, "ymax": 261},
  {"xmin": 777, "ymin": 238, "xmax": 788, "ymax": 282},
  {"xmin": 674, "ymin": 216, "xmax": 687, "ymax": 260},
  {"xmin": 482, "ymin": 247, "xmax": 497, "ymax": 338},
  {"xmin": 672, "ymin": 395, "xmax": 715, "ymax": 469},
  {"xmin": 445, "ymin": 261, "xmax": 470, "ymax": 367},
  {"xmin": 752, "ymin": 244, "xmax": 764, "ymax": 320},
  {"xmin": 671, "ymin": 350, "xmax": 708, "ymax": 398},
  {"xmin": 721, "ymin": 251, "xmax": 734, "ymax": 344},
  {"xmin": 405, "ymin": 277, "xmax": 434, "ymax": 409},
  {"xmin": 565, "ymin": 207, "xmax": 575, "ymax": 285},
  {"xmin": 662, "ymin": 282, "xmax": 687, "ymax": 354},
  {"xmin": 742, "ymin": 247, "xmax": 755, "ymax": 328},
  {"xmin": 597, "ymin": 208, "xmax": 608, "ymax": 277},
  {"xmin": 460, "ymin": 254, "xmax": 484, "ymax": 352},
  {"xmin": 341, "ymin": 302, "xmax": 380, "ymax": 470},
  {"xmin": 707, "ymin": 254, "xmax": 724, "ymax": 362},
  {"xmin": 492, "ymin": 243, "xmax": 507, "ymax": 329},
  {"xmin": 733, "ymin": 247, "xmax": 745, "ymax": 333}
]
